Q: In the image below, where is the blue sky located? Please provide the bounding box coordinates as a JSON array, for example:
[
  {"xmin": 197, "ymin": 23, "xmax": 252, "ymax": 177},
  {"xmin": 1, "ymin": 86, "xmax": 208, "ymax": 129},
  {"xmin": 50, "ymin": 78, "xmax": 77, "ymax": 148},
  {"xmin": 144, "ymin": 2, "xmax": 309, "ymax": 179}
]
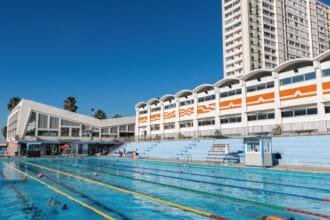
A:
[{"xmin": 1, "ymin": 0, "xmax": 330, "ymax": 141}]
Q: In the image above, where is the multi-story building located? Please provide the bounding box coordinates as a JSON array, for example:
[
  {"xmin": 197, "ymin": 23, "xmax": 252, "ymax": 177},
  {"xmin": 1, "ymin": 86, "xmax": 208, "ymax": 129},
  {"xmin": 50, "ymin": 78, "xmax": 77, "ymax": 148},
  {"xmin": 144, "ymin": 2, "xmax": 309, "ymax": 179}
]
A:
[
  {"xmin": 222, "ymin": 0, "xmax": 330, "ymax": 78},
  {"xmin": 6, "ymin": 99, "xmax": 135, "ymax": 156},
  {"xmin": 135, "ymin": 50, "xmax": 330, "ymax": 140}
]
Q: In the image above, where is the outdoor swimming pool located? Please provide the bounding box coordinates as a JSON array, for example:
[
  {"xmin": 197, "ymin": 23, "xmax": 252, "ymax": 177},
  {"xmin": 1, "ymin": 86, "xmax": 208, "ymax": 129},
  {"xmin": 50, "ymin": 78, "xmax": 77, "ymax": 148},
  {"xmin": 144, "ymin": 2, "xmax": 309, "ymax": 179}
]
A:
[{"xmin": 0, "ymin": 157, "xmax": 329, "ymax": 220}]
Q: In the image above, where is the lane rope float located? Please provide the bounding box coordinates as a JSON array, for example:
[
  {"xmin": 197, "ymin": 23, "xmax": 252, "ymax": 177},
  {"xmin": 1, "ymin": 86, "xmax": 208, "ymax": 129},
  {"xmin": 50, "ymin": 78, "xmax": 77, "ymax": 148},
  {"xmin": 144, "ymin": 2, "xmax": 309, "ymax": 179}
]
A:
[
  {"xmin": 7, "ymin": 164, "xmax": 115, "ymax": 220},
  {"xmin": 23, "ymin": 161, "xmax": 228, "ymax": 220}
]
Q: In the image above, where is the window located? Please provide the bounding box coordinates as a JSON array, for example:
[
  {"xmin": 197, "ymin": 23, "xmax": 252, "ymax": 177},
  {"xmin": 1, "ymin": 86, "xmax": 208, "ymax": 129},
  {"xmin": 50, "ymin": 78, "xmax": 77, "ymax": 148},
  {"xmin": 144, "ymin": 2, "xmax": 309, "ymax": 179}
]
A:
[
  {"xmin": 179, "ymin": 120, "xmax": 193, "ymax": 128},
  {"xmin": 119, "ymin": 126, "xmax": 126, "ymax": 131},
  {"xmin": 282, "ymin": 107, "xmax": 317, "ymax": 118},
  {"xmin": 280, "ymin": 72, "xmax": 316, "ymax": 85},
  {"xmin": 151, "ymin": 107, "xmax": 161, "ymax": 112},
  {"xmin": 198, "ymin": 118, "xmax": 215, "ymax": 126},
  {"xmin": 38, "ymin": 114, "xmax": 48, "ymax": 129},
  {"xmin": 71, "ymin": 128, "xmax": 80, "ymax": 137},
  {"xmin": 220, "ymin": 116, "xmax": 241, "ymax": 124},
  {"xmin": 110, "ymin": 127, "xmax": 118, "ymax": 133},
  {"xmin": 164, "ymin": 123, "xmax": 175, "ymax": 130},
  {"xmin": 292, "ymin": 75, "xmax": 304, "ymax": 83},
  {"xmin": 164, "ymin": 103, "xmax": 176, "ymax": 110},
  {"xmin": 49, "ymin": 117, "xmax": 59, "ymax": 129},
  {"xmin": 128, "ymin": 125, "xmax": 135, "ymax": 131},
  {"xmin": 220, "ymin": 89, "xmax": 241, "ymax": 98},
  {"xmin": 150, "ymin": 124, "xmax": 160, "ymax": 131},
  {"xmin": 61, "ymin": 128, "xmax": 70, "ymax": 136},
  {"xmin": 248, "ymin": 112, "xmax": 275, "ymax": 121},
  {"xmin": 322, "ymin": 69, "xmax": 330, "ymax": 77},
  {"xmin": 325, "ymin": 106, "xmax": 330, "ymax": 113},
  {"xmin": 139, "ymin": 110, "xmax": 148, "ymax": 115},
  {"xmin": 246, "ymin": 81, "xmax": 274, "ymax": 93},
  {"xmin": 180, "ymin": 99, "xmax": 194, "ymax": 106},
  {"xmin": 198, "ymin": 95, "xmax": 216, "ymax": 103}
]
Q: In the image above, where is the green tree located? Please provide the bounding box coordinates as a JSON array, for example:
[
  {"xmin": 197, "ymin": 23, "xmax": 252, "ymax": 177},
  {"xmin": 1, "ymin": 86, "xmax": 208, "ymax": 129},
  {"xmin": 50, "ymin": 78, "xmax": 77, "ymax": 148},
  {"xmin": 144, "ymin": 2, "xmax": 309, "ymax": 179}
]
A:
[
  {"xmin": 7, "ymin": 97, "xmax": 21, "ymax": 112},
  {"xmin": 2, "ymin": 126, "xmax": 7, "ymax": 139},
  {"xmin": 93, "ymin": 109, "xmax": 107, "ymax": 120},
  {"xmin": 63, "ymin": 96, "xmax": 78, "ymax": 112},
  {"xmin": 112, "ymin": 114, "xmax": 122, "ymax": 118}
]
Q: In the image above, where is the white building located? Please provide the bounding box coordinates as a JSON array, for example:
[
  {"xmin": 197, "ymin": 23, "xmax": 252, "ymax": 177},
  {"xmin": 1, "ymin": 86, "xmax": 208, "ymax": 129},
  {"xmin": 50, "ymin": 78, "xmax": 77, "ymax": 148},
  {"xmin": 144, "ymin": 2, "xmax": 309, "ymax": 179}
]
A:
[
  {"xmin": 136, "ymin": 50, "xmax": 330, "ymax": 140},
  {"xmin": 222, "ymin": 0, "xmax": 330, "ymax": 78},
  {"xmin": 6, "ymin": 99, "xmax": 135, "ymax": 156}
]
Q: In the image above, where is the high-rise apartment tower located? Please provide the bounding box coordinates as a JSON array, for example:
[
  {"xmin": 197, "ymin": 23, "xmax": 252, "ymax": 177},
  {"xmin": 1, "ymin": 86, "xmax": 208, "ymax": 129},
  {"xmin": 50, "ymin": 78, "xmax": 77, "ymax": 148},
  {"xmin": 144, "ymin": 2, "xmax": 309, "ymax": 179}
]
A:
[{"xmin": 222, "ymin": 0, "xmax": 330, "ymax": 78}]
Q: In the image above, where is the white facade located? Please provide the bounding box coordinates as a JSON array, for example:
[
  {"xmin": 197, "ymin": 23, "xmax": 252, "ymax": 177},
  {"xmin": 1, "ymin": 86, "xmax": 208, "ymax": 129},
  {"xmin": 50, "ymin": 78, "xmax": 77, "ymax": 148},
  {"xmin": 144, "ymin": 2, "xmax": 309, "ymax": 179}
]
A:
[
  {"xmin": 6, "ymin": 99, "xmax": 135, "ymax": 143},
  {"xmin": 136, "ymin": 51, "xmax": 330, "ymax": 140},
  {"xmin": 222, "ymin": 0, "xmax": 330, "ymax": 78}
]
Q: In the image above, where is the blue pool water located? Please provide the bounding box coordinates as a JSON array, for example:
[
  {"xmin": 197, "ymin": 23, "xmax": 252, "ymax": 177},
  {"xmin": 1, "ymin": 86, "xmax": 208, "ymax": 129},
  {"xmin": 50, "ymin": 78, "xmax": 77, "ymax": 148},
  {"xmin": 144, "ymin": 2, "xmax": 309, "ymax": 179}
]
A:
[{"xmin": 0, "ymin": 157, "xmax": 329, "ymax": 220}]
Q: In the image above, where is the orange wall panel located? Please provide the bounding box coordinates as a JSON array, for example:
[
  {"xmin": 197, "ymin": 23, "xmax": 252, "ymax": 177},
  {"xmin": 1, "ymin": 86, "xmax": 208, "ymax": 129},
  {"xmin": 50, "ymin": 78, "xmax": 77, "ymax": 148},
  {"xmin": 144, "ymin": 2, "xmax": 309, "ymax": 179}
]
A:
[
  {"xmin": 246, "ymin": 92, "xmax": 274, "ymax": 106},
  {"xmin": 280, "ymin": 84, "xmax": 317, "ymax": 101},
  {"xmin": 220, "ymin": 98, "xmax": 242, "ymax": 110}
]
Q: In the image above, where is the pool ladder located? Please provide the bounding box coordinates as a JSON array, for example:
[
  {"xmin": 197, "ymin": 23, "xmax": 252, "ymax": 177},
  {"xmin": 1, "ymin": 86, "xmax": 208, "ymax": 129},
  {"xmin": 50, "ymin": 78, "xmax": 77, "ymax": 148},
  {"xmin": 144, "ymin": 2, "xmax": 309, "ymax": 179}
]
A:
[{"xmin": 185, "ymin": 154, "xmax": 192, "ymax": 162}]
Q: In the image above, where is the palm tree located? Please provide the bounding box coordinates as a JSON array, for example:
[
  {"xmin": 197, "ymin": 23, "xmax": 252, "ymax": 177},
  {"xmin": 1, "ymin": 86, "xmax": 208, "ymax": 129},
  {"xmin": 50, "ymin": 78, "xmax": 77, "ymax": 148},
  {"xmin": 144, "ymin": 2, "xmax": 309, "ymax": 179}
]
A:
[
  {"xmin": 2, "ymin": 126, "xmax": 7, "ymax": 139},
  {"xmin": 7, "ymin": 97, "xmax": 21, "ymax": 112},
  {"xmin": 93, "ymin": 109, "xmax": 107, "ymax": 120},
  {"xmin": 63, "ymin": 96, "xmax": 78, "ymax": 112},
  {"xmin": 112, "ymin": 114, "xmax": 122, "ymax": 118}
]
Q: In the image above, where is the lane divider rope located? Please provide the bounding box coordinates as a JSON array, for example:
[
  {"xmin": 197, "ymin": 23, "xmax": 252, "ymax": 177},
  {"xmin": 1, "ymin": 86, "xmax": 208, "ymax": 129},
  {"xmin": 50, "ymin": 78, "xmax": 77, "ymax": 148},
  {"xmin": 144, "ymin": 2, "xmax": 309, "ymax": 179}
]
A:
[
  {"xmin": 23, "ymin": 161, "xmax": 228, "ymax": 220},
  {"xmin": 7, "ymin": 164, "xmax": 115, "ymax": 220},
  {"xmin": 48, "ymin": 159, "xmax": 330, "ymax": 220}
]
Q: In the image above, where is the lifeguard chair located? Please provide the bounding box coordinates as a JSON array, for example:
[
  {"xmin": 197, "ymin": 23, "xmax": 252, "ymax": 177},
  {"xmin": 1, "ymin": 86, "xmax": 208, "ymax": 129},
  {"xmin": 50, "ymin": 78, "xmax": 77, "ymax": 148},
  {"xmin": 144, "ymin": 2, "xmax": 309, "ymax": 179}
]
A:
[{"xmin": 244, "ymin": 136, "xmax": 273, "ymax": 167}]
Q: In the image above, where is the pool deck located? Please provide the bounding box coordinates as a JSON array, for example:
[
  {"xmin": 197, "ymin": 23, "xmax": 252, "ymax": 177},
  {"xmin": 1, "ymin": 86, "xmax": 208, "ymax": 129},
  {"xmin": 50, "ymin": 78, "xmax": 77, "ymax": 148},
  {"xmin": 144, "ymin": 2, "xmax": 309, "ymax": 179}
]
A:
[
  {"xmin": 2, "ymin": 155, "xmax": 330, "ymax": 172},
  {"xmin": 140, "ymin": 157, "xmax": 330, "ymax": 172}
]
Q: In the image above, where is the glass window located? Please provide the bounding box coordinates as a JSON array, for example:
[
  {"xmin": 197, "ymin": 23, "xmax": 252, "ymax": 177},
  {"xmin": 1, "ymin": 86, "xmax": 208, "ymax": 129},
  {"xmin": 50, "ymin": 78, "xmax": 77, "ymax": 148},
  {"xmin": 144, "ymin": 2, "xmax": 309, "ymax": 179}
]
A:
[
  {"xmin": 119, "ymin": 126, "xmax": 126, "ymax": 131},
  {"xmin": 50, "ymin": 117, "xmax": 59, "ymax": 129},
  {"xmin": 323, "ymin": 69, "xmax": 330, "ymax": 77},
  {"xmin": 128, "ymin": 125, "xmax": 135, "ymax": 131},
  {"xmin": 248, "ymin": 115, "xmax": 257, "ymax": 121},
  {"xmin": 38, "ymin": 130, "xmax": 49, "ymax": 136},
  {"xmin": 71, "ymin": 128, "xmax": 80, "ymax": 137},
  {"xmin": 292, "ymin": 75, "xmax": 304, "ymax": 83},
  {"xmin": 49, "ymin": 131, "xmax": 58, "ymax": 137},
  {"xmin": 28, "ymin": 112, "xmax": 37, "ymax": 124},
  {"xmin": 294, "ymin": 109, "xmax": 306, "ymax": 116},
  {"xmin": 305, "ymin": 72, "xmax": 316, "ymax": 80},
  {"xmin": 61, "ymin": 119, "xmax": 71, "ymax": 126},
  {"xmin": 282, "ymin": 111, "xmax": 293, "ymax": 117},
  {"xmin": 110, "ymin": 127, "xmax": 118, "ymax": 133},
  {"xmin": 280, "ymin": 78, "xmax": 291, "ymax": 85},
  {"xmin": 38, "ymin": 114, "xmax": 48, "ymax": 129},
  {"xmin": 61, "ymin": 128, "xmax": 70, "ymax": 136},
  {"xmin": 268, "ymin": 112, "xmax": 275, "ymax": 119},
  {"xmin": 325, "ymin": 106, "xmax": 330, "ymax": 113},
  {"xmin": 307, "ymin": 108, "xmax": 317, "ymax": 115}
]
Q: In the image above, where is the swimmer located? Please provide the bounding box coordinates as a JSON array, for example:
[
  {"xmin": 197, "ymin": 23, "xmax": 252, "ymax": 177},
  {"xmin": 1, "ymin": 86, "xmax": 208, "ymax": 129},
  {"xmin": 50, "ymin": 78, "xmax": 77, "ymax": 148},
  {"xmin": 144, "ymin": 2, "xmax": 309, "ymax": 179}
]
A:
[
  {"xmin": 140, "ymin": 171, "xmax": 144, "ymax": 175},
  {"xmin": 61, "ymin": 203, "xmax": 69, "ymax": 211},
  {"xmin": 178, "ymin": 169, "xmax": 183, "ymax": 174},
  {"xmin": 237, "ymin": 210, "xmax": 294, "ymax": 220},
  {"xmin": 21, "ymin": 176, "xmax": 27, "ymax": 183},
  {"xmin": 93, "ymin": 172, "xmax": 98, "ymax": 176},
  {"xmin": 48, "ymin": 197, "xmax": 61, "ymax": 207},
  {"xmin": 37, "ymin": 173, "xmax": 44, "ymax": 178},
  {"xmin": 211, "ymin": 169, "xmax": 215, "ymax": 173}
]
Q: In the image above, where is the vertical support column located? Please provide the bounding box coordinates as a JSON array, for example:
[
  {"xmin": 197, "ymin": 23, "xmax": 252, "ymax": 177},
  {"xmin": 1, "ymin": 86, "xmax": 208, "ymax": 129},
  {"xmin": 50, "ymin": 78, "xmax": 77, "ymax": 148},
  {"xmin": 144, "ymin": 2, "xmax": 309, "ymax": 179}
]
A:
[
  {"xmin": 159, "ymin": 101, "xmax": 164, "ymax": 139},
  {"xmin": 273, "ymin": 71, "xmax": 282, "ymax": 126},
  {"xmin": 146, "ymin": 104, "xmax": 151, "ymax": 139},
  {"xmin": 175, "ymin": 97, "xmax": 180, "ymax": 137},
  {"xmin": 135, "ymin": 107, "xmax": 140, "ymax": 141},
  {"xmin": 240, "ymin": 80, "xmax": 248, "ymax": 136},
  {"xmin": 193, "ymin": 92, "xmax": 199, "ymax": 138},
  {"xmin": 314, "ymin": 60, "xmax": 327, "ymax": 133},
  {"xmin": 214, "ymin": 87, "xmax": 221, "ymax": 130}
]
